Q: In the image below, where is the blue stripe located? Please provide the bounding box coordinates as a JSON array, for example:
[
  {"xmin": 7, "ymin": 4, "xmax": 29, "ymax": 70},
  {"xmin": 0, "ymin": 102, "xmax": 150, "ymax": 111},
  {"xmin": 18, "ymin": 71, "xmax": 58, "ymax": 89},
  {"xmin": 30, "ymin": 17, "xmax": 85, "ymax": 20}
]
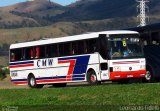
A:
[
  {"xmin": 72, "ymin": 75, "xmax": 85, "ymax": 78},
  {"xmin": 36, "ymin": 76, "xmax": 66, "ymax": 80},
  {"xmin": 72, "ymin": 78, "xmax": 85, "ymax": 81},
  {"xmin": 10, "ymin": 61, "xmax": 34, "ymax": 66},
  {"xmin": 12, "ymin": 77, "xmax": 85, "ymax": 82},
  {"xmin": 11, "ymin": 79, "xmax": 27, "ymax": 82}
]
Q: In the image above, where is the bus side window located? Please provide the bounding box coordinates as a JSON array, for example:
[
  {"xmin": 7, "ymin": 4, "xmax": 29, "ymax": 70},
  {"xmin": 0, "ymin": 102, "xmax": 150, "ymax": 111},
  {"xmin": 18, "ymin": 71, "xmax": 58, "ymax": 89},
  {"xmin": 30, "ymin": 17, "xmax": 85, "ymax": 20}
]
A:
[
  {"xmin": 86, "ymin": 39, "xmax": 97, "ymax": 53},
  {"xmin": 46, "ymin": 44, "xmax": 59, "ymax": 58},
  {"xmin": 39, "ymin": 46, "xmax": 46, "ymax": 58},
  {"xmin": 11, "ymin": 52, "xmax": 15, "ymax": 61},
  {"xmin": 64, "ymin": 42, "xmax": 71, "ymax": 56},
  {"xmin": 12, "ymin": 49, "xmax": 23, "ymax": 61},
  {"xmin": 59, "ymin": 43, "xmax": 64, "ymax": 56},
  {"xmin": 78, "ymin": 41, "xmax": 85, "ymax": 55},
  {"xmin": 30, "ymin": 48, "xmax": 34, "ymax": 59},
  {"xmin": 84, "ymin": 40, "xmax": 88, "ymax": 53},
  {"xmin": 53, "ymin": 44, "xmax": 59, "ymax": 57},
  {"xmin": 72, "ymin": 42, "xmax": 78, "ymax": 55},
  {"xmin": 35, "ymin": 47, "xmax": 39, "ymax": 58}
]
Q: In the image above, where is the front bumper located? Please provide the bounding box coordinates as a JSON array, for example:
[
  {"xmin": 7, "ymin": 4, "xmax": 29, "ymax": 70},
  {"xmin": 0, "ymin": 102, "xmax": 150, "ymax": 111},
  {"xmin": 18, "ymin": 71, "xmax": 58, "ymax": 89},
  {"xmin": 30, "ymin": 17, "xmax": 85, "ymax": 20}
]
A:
[{"xmin": 110, "ymin": 70, "xmax": 146, "ymax": 80}]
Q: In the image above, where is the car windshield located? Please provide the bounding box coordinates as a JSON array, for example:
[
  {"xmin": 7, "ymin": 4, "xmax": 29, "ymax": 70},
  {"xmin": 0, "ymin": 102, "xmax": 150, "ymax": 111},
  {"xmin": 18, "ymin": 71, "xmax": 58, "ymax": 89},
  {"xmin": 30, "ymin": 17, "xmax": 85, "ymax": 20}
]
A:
[{"xmin": 109, "ymin": 36, "xmax": 144, "ymax": 59}]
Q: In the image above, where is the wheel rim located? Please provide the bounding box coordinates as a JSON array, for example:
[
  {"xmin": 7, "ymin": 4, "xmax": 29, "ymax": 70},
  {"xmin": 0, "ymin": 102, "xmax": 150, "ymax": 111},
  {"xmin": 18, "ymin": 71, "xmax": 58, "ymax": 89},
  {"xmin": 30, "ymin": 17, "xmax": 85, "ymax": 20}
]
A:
[
  {"xmin": 30, "ymin": 77, "xmax": 35, "ymax": 86},
  {"xmin": 91, "ymin": 74, "xmax": 96, "ymax": 82},
  {"xmin": 145, "ymin": 70, "xmax": 151, "ymax": 81}
]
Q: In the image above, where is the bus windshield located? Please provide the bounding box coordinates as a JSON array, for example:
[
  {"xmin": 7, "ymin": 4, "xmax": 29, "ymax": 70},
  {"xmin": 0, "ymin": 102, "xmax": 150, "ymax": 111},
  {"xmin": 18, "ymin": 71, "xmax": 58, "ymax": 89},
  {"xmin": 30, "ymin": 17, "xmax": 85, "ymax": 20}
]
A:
[{"xmin": 109, "ymin": 35, "xmax": 144, "ymax": 59}]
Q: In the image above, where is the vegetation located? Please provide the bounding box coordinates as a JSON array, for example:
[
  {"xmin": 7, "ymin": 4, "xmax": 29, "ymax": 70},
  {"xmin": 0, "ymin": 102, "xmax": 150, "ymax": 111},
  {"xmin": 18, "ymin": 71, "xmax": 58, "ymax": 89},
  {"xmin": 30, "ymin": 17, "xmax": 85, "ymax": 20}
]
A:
[
  {"xmin": 0, "ymin": 66, "xmax": 9, "ymax": 80},
  {"xmin": 0, "ymin": 83, "xmax": 160, "ymax": 110}
]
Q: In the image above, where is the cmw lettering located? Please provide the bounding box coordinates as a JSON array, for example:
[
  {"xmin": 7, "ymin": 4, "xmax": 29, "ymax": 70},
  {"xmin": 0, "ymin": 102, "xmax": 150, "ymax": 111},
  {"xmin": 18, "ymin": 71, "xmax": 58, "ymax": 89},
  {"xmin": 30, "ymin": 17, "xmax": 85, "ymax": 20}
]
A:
[{"xmin": 37, "ymin": 59, "xmax": 54, "ymax": 67}]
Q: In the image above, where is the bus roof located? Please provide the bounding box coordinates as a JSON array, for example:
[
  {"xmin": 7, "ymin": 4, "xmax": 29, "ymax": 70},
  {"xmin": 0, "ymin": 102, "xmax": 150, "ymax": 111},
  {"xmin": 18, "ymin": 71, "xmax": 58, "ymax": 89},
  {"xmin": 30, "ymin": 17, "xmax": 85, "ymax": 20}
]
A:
[{"xmin": 10, "ymin": 30, "xmax": 138, "ymax": 49}]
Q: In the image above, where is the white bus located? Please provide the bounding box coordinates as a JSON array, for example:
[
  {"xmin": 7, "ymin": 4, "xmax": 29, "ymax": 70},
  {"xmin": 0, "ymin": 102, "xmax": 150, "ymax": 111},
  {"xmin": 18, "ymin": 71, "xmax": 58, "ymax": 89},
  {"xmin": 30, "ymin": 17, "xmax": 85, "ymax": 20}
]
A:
[{"xmin": 9, "ymin": 30, "xmax": 146, "ymax": 88}]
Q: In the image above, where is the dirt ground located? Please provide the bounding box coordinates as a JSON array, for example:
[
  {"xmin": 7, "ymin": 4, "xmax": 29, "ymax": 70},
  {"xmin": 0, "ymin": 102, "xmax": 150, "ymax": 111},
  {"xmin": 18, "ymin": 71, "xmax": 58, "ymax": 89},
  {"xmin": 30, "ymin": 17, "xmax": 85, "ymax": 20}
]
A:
[
  {"xmin": 0, "ymin": 75, "xmax": 28, "ymax": 89},
  {"xmin": 0, "ymin": 75, "xmax": 93, "ymax": 89}
]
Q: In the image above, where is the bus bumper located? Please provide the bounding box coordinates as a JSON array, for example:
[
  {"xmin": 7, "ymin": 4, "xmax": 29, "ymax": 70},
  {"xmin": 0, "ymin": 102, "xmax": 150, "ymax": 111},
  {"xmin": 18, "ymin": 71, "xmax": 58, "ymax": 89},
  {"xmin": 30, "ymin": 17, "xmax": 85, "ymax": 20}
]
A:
[{"xmin": 110, "ymin": 70, "xmax": 146, "ymax": 80}]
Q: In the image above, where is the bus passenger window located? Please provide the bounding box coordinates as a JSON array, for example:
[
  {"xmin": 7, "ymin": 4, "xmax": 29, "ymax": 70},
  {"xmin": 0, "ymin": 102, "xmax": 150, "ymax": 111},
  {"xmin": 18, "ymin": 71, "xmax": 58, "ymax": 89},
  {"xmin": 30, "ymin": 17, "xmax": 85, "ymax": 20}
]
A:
[
  {"xmin": 84, "ymin": 41, "xmax": 88, "ymax": 53},
  {"xmin": 64, "ymin": 43, "xmax": 71, "ymax": 56},
  {"xmin": 39, "ymin": 46, "xmax": 46, "ymax": 58},
  {"xmin": 59, "ymin": 44, "xmax": 64, "ymax": 56},
  {"xmin": 72, "ymin": 42, "xmax": 78, "ymax": 55},
  {"xmin": 11, "ymin": 52, "xmax": 15, "ymax": 61},
  {"xmin": 11, "ymin": 49, "xmax": 23, "ymax": 61},
  {"xmin": 35, "ymin": 47, "xmax": 39, "ymax": 58},
  {"xmin": 86, "ymin": 39, "xmax": 97, "ymax": 53},
  {"xmin": 78, "ymin": 41, "xmax": 85, "ymax": 54},
  {"xmin": 30, "ymin": 48, "xmax": 34, "ymax": 59}
]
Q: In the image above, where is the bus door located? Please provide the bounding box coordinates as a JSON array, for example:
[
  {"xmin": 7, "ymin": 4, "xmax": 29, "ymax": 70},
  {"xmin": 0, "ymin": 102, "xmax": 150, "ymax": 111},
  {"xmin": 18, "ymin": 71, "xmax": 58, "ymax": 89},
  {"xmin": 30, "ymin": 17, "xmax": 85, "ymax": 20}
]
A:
[{"xmin": 98, "ymin": 34, "xmax": 110, "ymax": 80}]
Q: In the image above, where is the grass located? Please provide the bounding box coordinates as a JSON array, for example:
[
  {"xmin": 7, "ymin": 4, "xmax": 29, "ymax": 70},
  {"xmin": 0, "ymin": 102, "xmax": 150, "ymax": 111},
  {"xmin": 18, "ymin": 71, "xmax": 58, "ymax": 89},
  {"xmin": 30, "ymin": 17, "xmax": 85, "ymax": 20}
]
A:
[{"xmin": 0, "ymin": 83, "xmax": 160, "ymax": 110}]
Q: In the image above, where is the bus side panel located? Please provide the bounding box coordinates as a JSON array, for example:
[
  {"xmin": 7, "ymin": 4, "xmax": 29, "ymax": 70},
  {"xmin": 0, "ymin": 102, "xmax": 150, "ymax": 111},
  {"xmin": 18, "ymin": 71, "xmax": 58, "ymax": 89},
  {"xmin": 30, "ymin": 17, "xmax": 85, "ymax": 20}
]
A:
[
  {"xmin": 10, "ymin": 61, "xmax": 35, "ymax": 85},
  {"xmin": 10, "ymin": 54, "xmax": 102, "ymax": 85}
]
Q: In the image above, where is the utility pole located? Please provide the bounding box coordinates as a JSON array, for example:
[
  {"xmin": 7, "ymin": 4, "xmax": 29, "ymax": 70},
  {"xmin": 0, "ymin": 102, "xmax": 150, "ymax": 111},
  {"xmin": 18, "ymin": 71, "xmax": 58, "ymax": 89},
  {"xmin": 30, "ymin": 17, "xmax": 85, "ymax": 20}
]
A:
[{"xmin": 137, "ymin": 0, "xmax": 149, "ymax": 27}]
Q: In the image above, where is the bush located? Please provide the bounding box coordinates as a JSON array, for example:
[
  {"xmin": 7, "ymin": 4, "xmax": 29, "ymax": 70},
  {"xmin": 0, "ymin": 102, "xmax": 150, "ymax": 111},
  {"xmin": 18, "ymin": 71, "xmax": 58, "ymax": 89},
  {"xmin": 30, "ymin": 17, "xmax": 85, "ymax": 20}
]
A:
[
  {"xmin": 0, "ymin": 70, "xmax": 6, "ymax": 80},
  {"xmin": 0, "ymin": 67, "xmax": 9, "ymax": 80}
]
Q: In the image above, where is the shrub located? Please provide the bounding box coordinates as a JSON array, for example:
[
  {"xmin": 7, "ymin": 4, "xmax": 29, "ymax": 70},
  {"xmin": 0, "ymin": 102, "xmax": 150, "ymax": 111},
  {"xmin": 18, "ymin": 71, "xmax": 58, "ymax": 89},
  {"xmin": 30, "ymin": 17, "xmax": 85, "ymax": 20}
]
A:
[{"xmin": 0, "ymin": 67, "xmax": 9, "ymax": 80}]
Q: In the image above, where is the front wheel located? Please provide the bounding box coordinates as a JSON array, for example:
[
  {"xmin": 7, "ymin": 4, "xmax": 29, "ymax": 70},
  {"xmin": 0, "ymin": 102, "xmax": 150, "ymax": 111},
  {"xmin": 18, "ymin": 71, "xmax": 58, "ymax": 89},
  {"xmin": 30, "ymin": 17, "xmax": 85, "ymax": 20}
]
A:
[
  {"xmin": 143, "ymin": 67, "xmax": 154, "ymax": 83},
  {"xmin": 28, "ymin": 75, "xmax": 44, "ymax": 88},
  {"xmin": 87, "ymin": 70, "xmax": 101, "ymax": 85}
]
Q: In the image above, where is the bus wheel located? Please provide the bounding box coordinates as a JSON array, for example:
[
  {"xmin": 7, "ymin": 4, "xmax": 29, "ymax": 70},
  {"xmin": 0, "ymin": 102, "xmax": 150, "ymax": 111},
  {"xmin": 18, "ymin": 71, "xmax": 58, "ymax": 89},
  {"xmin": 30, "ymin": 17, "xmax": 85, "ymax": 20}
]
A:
[
  {"xmin": 52, "ymin": 83, "xmax": 67, "ymax": 88},
  {"xmin": 143, "ymin": 68, "xmax": 154, "ymax": 83},
  {"xmin": 28, "ymin": 75, "xmax": 43, "ymax": 88},
  {"xmin": 87, "ymin": 70, "xmax": 100, "ymax": 85}
]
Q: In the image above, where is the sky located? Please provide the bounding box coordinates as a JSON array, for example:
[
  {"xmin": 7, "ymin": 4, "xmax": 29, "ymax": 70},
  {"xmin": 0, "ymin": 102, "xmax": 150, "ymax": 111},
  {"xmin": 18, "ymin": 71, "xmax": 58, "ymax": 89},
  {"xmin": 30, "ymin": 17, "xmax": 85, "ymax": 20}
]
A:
[{"xmin": 0, "ymin": 0, "xmax": 77, "ymax": 7}]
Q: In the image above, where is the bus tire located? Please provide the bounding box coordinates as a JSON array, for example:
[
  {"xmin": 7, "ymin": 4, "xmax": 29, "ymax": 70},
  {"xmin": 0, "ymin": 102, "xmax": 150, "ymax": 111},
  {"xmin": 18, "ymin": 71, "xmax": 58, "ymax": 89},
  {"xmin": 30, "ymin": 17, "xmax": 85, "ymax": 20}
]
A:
[
  {"xmin": 28, "ymin": 75, "xmax": 43, "ymax": 88},
  {"xmin": 52, "ymin": 83, "xmax": 67, "ymax": 88},
  {"xmin": 143, "ymin": 67, "xmax": 154, "ymax": 83},
  {"xmin": 87, "ymin": 70, "xmax": 101, "ymax": 85}
]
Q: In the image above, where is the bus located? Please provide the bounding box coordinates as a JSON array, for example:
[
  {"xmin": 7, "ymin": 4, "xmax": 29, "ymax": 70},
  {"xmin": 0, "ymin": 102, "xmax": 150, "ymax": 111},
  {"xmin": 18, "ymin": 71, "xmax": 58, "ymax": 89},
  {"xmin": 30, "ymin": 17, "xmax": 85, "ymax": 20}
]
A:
[
  {"xmin": 9, "ymin": 30, "xmax": 146, "ymax": 88},
  {"xmin": 130, "ymin": 23, "xmax": 160, "ymax": 82}
]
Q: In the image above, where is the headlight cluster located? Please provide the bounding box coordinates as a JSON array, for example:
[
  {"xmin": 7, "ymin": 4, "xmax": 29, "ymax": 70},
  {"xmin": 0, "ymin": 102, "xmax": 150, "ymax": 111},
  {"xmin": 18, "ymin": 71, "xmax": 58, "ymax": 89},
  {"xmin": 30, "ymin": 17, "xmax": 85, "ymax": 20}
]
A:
[
  {"xmin": 114, "ymin": 66, "xmax": 121, "ymax": 71},
  {"xmin": 140, "ymin": 65, "xmax": 145, "ymax": 70}
]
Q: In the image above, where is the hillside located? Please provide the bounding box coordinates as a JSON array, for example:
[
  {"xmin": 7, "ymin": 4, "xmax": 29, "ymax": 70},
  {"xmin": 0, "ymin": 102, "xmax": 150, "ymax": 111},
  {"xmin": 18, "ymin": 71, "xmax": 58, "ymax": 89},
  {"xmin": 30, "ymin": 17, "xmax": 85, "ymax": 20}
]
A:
[
  {"xmin": 1, "ymin": 0, "xmax": 160, "ymax": 28},
  {"xmin": 59, "ymin": 0, "xmax": 137, "ymax": 21},
  {"xmin": 0, "ymin": 0, "xmax": 65, "ymax": 28},
  {"xmin": 53, "ymin": 0, "xmax": 160, "ymax": 22}
]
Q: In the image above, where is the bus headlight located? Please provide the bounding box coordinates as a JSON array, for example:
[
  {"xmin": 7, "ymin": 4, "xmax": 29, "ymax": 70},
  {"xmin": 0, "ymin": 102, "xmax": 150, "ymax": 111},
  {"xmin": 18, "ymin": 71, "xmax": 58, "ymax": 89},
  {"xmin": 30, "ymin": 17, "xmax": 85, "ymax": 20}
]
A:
[
  {"xmin": 114, "ymin": 66, "xmax": 121, "ymax": 72},
  {"xmin": 140, "ymin": 65, "xmax": 145, "ymax": 70}
]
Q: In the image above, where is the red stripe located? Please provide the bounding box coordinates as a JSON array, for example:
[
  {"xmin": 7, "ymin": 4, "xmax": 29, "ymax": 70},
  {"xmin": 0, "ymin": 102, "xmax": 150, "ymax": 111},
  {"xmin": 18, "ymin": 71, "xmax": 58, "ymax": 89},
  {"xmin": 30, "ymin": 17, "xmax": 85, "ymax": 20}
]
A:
[
  {"xmin": 10, "ymin": 64, "xmax": 34, "ymax": 68},
  {"xmin": 110, "ymin": 70, "xmax": 146, "ymax": 80},
  {"xmin": 12, "ymin": 81, "xmax": 28, "ymax": 85},
  {"xmin": 58, "ymin": 60, "xmax": 76, "ymax": 81}
]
